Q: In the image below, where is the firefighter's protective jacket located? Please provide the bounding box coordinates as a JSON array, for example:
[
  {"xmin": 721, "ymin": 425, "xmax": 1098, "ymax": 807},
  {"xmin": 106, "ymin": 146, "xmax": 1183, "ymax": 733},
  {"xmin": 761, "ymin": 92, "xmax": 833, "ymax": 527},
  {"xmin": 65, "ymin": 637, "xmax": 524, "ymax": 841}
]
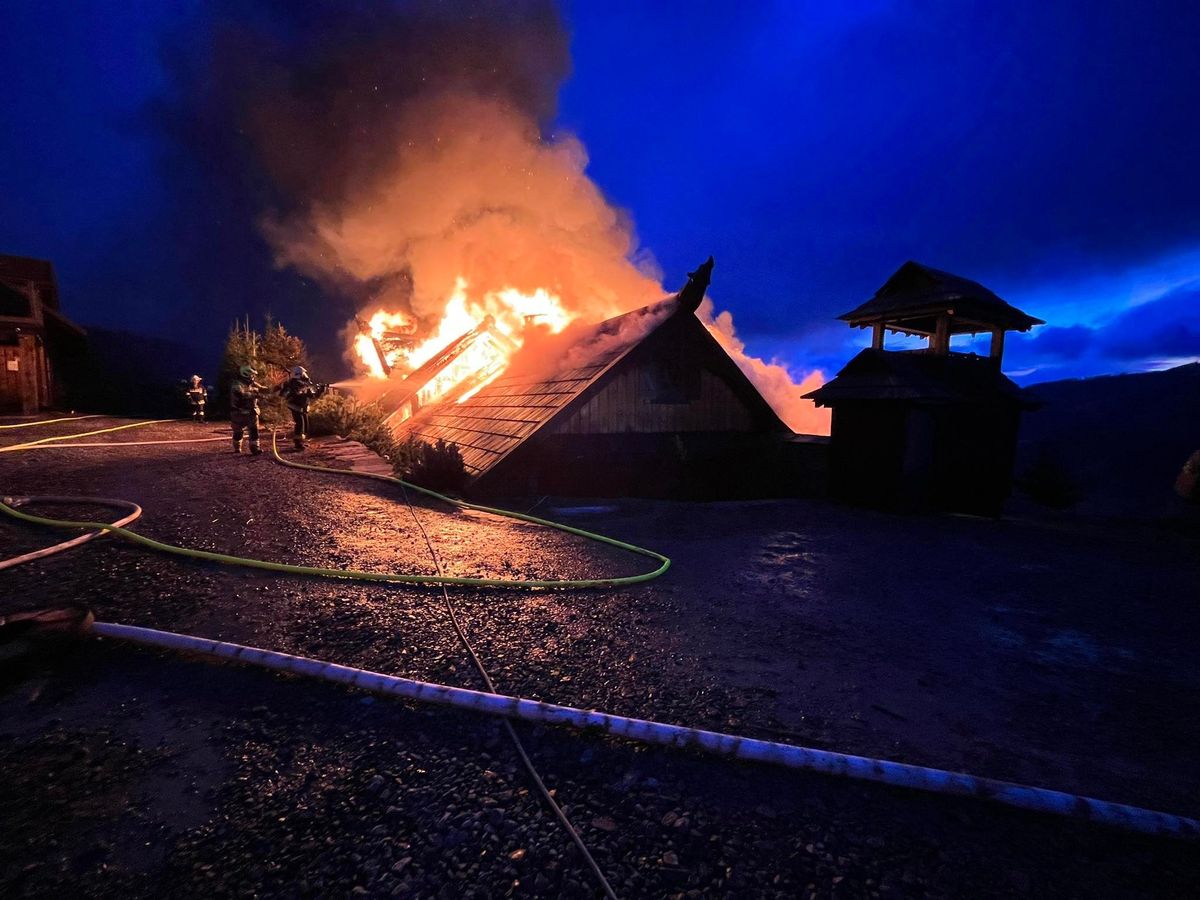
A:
[
  {"xmin": 230, "ymin": 379, "xmax": 264, "ymax": 424},
  {"xmin": 278, "ymin": 377, "xmax": 327, "ymax": 413}
]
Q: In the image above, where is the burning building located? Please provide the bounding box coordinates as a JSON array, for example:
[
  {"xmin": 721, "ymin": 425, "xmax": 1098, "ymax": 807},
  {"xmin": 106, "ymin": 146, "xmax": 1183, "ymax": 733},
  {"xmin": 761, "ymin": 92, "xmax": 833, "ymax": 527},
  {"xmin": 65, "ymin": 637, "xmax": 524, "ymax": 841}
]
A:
[
  {"xmin": 0, "ymin": 254, "xmax": 86, "ymax": 414},
  {"xmin": 805, "ymin": 261, "xmax": 1043, "ymax": 516},
  {"xmin": 376, "ymin": 259, "xmax": 804, "ymax": 498}
]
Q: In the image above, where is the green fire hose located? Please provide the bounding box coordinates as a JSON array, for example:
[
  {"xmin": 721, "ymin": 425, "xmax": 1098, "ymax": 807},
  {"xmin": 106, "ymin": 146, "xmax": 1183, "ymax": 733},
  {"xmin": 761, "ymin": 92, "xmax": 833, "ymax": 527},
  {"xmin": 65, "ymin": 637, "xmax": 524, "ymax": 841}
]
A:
[{"xmin": 0, "ymin": 429, "xmax": 670, "ymax": 589}]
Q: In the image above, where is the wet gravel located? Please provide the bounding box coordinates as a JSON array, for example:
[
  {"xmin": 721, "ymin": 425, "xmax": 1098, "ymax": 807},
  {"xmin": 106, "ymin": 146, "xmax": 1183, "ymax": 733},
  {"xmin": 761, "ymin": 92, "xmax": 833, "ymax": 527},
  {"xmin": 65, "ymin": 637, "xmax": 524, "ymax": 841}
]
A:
[{"xmin": 2, "ymin": 418, "xmax": 1199, "ymax": 898}]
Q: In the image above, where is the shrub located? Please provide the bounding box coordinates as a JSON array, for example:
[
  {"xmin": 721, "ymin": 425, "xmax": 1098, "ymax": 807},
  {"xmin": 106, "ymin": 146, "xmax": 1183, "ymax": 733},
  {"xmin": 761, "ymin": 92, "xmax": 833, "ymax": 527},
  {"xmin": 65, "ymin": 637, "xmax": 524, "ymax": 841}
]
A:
[
  {"xmin": 1017, "ymin": 443, "xmax": 1083, "ymax": 509},
  {"xmin": 405, "ymin": 438, "xmax": 467, "ymax": 494},
  {"xmin": 308, "ymin": 392, "xmax": 466, "ymax": 494}
]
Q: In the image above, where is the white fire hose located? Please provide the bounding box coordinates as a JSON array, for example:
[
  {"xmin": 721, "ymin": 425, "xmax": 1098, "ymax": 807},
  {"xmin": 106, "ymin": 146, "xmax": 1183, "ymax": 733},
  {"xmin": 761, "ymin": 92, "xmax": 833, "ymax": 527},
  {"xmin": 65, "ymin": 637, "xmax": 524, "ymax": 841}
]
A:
[{"xmin": 73, "ymin": 619, "xmax": 1199, "ymax": 840}]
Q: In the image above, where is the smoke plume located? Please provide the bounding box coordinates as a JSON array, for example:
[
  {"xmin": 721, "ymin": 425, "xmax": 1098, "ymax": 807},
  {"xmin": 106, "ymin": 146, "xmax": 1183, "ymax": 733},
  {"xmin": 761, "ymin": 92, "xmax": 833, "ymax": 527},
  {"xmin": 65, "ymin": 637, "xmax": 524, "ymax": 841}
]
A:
[
  {"xmin": 167, "ymin": 0, "xmax": 828, "ymax": 433},
  {"xmin": 698, "ymin": 300, "xmax": 830, "ymax": 434}
]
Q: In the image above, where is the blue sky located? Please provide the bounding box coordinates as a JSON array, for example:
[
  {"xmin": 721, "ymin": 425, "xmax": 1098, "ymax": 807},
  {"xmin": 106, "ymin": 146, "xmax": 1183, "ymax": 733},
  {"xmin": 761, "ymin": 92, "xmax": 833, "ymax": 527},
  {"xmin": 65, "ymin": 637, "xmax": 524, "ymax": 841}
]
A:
[{"xmin": 2, "ymin": 0, "xmax": 1198, "ymax": 383}]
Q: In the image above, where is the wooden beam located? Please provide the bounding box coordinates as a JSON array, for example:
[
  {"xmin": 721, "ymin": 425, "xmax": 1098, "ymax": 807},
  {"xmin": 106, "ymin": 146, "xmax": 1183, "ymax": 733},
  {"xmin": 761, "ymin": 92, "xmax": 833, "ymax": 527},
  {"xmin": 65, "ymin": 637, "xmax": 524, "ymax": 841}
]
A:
[
  {"xmin": 17, "ymin": 333, "xmax": 38, "ymax": 414},
  {"xmin": 932, "ymin": 315, "xmax": 950, "ymax": 355},
  {"xmin": 990, "ymin": 329, "xmax": 1005, "ymax": 360},
  {"xmin": 871, "ymin": 322, "xmax": 885, "ymax": 350}
]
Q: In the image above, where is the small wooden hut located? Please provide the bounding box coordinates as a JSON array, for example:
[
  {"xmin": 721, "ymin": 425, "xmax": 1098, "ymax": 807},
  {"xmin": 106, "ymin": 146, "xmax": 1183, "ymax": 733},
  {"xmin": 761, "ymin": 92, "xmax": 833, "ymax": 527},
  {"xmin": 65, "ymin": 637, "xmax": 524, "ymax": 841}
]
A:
[
  {"xmin": 392, "ymin": 259, "xmax": 793, "ymax": 498},
  {"xmin": 0, "ymin": 254, "xmax": 86, "ymax": 414},
  {"xmin": 805, "ymin": 261, "xmax": 1042, "ymax": 515}
]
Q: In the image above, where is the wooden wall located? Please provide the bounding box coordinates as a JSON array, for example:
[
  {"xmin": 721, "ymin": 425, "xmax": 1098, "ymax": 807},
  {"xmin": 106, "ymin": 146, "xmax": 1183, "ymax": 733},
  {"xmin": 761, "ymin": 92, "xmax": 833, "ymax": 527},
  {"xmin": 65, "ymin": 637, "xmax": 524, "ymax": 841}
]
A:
[
  {"xmin": 828, "ymin": 400, "xmax": 1021, "ymax": 516},
  {"xmin": 0, "ymin": 334, "xmax": 49, "ymax": 414},
  {"xmin": 552, "ymin": 361, "xmax": 757, "ymax": 435},
  {"xmin": 549, "ymin": 313, "xmax": 772, "ymax": 436}
]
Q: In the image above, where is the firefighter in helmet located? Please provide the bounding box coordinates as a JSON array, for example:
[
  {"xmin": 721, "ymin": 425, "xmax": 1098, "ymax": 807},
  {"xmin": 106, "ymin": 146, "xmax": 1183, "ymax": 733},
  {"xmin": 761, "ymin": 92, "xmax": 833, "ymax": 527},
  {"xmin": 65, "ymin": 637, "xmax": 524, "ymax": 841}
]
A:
[
  {"xmin": 278, "ymin": 365, "xmax": 328, "ymax": 450},
  {"xmin": 230, "ymin": 364, "xmax": 266, "ymax": 455},
  {"xmin": 185, "ymin": 374, "xmax": 207, "ymax": 422}
]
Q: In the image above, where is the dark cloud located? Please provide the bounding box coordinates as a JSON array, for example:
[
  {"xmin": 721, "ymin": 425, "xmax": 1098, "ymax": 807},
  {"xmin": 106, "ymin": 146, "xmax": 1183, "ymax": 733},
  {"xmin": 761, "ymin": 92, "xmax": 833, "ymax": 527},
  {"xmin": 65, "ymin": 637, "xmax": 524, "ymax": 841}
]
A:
[
  {"xmin": 4, "ymin": 2, "xmax": 1200, "ymax": 384},
  {"xmin": 1099, "ymin": 283, "xmax": 1200, "ymax": 361},
  {"xmin": 562, "ymin": 2, "xmax": 1200, "ymax": 343},
  {"xmin": 1024, "ymin": 326, "xmax": 1097, "ymax": 362},
  {"xmin": 1004, "ymin": 281, "xmax": 1200, "ymax": 379}
]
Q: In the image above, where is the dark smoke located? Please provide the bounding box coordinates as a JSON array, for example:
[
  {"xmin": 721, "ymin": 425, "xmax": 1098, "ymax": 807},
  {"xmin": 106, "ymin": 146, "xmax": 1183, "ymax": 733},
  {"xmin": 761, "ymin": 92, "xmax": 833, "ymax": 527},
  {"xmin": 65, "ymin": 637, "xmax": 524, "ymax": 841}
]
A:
[{"xmin": 148, "ymin": 0, "xmax": 573, "ymax": 371}]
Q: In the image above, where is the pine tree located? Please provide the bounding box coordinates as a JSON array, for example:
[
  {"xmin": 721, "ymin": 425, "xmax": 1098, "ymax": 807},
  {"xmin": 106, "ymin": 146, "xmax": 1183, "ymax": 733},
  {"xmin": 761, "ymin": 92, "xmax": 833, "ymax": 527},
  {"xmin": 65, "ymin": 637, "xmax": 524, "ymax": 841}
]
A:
[{"xmin": 215, "ymin": 316, "xmax": 309, "ymax": 424}]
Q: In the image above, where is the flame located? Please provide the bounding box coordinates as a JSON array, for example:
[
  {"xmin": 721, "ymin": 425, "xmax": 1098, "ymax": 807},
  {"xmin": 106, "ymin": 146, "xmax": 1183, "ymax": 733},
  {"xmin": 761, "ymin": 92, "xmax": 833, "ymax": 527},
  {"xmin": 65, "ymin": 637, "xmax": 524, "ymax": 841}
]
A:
[{"xmin": 355, "ymin": 277, "xmax": 574, "ymax": 406}]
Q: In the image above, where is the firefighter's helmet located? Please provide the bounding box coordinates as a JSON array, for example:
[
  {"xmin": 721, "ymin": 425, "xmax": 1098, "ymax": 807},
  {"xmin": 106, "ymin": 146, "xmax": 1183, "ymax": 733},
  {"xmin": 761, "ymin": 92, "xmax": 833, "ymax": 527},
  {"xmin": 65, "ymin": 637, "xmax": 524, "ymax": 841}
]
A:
[
  {"xmin": 292, "ymin": 366, "xmax": 309, "ymax": 380},
  {"xmin": 238, "ymin": 364, "xmax": 257, "ymax": 380}
]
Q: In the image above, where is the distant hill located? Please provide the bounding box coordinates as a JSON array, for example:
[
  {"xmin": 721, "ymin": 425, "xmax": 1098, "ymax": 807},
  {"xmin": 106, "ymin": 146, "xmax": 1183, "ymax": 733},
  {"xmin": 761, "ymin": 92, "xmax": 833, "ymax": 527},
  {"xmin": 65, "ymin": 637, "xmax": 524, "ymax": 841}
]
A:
[{"xmin": 1017, "ymin": 362, "xmax": 1200, "ymax": 517}]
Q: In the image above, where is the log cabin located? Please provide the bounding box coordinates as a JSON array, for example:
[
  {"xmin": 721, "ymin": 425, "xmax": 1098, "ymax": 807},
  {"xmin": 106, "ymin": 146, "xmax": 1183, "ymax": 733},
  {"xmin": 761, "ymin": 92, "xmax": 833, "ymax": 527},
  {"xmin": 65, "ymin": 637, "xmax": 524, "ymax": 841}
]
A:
[{"xmin": 389, "ymin": 259, "xmax": 809, "ymax": 498}]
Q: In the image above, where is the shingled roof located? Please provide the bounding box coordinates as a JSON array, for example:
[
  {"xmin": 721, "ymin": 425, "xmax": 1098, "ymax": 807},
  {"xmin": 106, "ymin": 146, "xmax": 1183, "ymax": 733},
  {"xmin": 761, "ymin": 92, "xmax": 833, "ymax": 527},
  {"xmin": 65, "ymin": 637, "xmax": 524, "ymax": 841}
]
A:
[
  {"xmin": 804, "ymin": 348, "xmax": 1036, "ymax": 408},
  {"xmin": 393, "ymin": 300, "xmax": 678, "ymax": 479},
  {"xmin": 840, "ymin": 261, "xmax": 1042, "ymax": 335}
]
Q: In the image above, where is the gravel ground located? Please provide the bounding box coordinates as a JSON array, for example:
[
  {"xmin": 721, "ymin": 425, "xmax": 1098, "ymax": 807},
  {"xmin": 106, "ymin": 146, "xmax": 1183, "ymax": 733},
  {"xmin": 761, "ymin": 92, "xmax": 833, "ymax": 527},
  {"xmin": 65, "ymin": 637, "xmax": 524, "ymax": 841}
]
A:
[{"xmin": 2, "ymin": 417, "xmax": 1198, "ymax": 898}]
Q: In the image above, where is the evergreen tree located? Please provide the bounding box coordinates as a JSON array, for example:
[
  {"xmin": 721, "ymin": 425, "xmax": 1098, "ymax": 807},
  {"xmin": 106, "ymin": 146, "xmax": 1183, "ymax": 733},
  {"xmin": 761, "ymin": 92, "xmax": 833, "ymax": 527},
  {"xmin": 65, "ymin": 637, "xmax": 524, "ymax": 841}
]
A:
[{"xmin": 215, "ymin": 315, "xmax": 309, "ymax": 423}]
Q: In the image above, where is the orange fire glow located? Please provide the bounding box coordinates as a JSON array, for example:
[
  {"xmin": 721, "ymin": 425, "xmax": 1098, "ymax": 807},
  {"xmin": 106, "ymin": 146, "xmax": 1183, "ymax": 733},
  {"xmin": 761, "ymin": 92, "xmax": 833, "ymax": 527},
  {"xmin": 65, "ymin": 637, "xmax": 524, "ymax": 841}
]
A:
[{"xmin": 354, "ymin": 278, "xmax": 575, "ymax": 406}]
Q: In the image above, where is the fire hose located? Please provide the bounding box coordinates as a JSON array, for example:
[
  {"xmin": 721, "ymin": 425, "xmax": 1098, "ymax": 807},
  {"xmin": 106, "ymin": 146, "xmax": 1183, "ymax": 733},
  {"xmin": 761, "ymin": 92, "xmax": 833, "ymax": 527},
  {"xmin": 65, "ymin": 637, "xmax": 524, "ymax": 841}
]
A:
[
  {"xmin": 0, "ymin": 419, "xmax": 171, "ymax": 453},
  {"xmin": 4, "ymin": 610, "xmax": 1193, "ymax": 841},
  {"xmin": 0, "ymin": 414, "xmax": 100, "ymax": 430},
  {"xmin": 1, "ymin": 423, "xmax": 1197, "ymax": 866},
  {"xmin": 0, "ymin": 497, "xmax": 142, "ymax": 572},
  {"xmin": 0, "ymin": 443, "xmax": 670, "ymax": 590}
]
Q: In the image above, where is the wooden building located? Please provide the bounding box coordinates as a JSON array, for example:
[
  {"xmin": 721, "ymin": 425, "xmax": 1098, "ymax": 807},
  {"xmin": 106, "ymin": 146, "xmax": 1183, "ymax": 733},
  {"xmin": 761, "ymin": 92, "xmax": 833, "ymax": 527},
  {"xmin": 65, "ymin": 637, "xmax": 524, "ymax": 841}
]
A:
[
  {"xmin": 0, "ymin": 254, "xmax": 86, "ymax": 414},
  {"xmin": 805, "ymin": 261, "xmax": 1042, "ymax": 515},
  {"xmin": 392, "ymin": 259, "xmax": 795, "ymax": 497}
]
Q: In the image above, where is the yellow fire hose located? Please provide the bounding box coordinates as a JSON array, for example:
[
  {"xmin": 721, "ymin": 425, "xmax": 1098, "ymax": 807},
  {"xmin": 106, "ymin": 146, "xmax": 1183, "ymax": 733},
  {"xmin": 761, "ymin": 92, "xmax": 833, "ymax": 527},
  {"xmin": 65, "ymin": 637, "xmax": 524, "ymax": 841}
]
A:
[
  {"xmin": 0, "ymin": 414, "xmax": 100, "ymax": 430},
  {"xmin": 0, "ymin": 420, "xmax": 670, "ymax": 897},
  {"xmin": 0, "ymin": 419, "xmax": 170, "ymax": 453}
]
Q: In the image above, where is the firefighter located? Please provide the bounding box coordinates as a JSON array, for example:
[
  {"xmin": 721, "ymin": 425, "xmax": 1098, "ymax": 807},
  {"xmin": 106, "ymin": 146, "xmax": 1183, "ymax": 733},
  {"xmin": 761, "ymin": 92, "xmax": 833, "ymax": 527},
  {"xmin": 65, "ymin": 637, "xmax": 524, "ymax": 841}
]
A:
[
  {"xmin": 185, "ymin": 375, "xmax": 207, "ymax": 422},
  {"xmin": 278, "ymin": 365, "xmax": 328, "ymax": 450},
  {"xmin": 230, "ymin": 364, "xmax": 266, "ymax": 455}
]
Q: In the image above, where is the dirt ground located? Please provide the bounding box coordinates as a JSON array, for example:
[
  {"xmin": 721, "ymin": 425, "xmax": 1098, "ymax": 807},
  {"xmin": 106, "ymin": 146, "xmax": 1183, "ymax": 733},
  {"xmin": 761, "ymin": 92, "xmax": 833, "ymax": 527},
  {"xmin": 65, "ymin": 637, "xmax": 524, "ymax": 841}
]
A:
[{"xmin": 2, "ymin": 417, "xmax": 1199, "ymax": 898}]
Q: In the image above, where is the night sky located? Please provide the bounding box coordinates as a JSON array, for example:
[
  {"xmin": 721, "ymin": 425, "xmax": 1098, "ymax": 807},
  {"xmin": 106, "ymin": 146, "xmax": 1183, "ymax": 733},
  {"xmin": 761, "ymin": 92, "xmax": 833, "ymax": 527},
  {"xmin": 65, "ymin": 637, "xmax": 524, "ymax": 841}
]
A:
[{"xmin": 3, "ymin": 1, "xmax": 1199, "ymax": 383}]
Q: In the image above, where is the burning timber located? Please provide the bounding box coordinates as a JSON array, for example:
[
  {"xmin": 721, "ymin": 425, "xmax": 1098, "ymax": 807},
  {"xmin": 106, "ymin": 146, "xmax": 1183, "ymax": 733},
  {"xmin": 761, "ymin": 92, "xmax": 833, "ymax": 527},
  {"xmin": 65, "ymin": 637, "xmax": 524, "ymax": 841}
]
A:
[{"xmin": 373, "ymin": 316, "xmax": 519, "ymax": 425}]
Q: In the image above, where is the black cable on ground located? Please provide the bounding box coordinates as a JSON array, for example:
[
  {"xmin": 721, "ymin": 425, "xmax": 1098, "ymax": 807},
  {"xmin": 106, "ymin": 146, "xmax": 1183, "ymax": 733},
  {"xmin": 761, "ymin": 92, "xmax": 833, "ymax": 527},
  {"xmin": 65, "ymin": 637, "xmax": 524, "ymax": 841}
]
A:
[{"xmin": 396, "ymin": 479, "xmax": 620, "ymax": 900}]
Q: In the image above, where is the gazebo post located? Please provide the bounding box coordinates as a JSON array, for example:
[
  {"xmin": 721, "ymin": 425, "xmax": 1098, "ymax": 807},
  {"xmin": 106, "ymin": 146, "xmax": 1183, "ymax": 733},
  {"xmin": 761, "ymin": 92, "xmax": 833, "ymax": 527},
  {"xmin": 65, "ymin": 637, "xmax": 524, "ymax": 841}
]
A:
[{"xmin": 871, "ymin": 322, "xmax": 885, "ymax": 350}]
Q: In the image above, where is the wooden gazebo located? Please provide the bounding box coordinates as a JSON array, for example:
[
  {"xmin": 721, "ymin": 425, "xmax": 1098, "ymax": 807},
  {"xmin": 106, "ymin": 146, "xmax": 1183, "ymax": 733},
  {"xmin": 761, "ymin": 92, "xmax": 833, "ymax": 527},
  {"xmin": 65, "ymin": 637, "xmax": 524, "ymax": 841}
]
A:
[{"xmin": 806, "ymin": 262, "xmax": 1042, "ymax": 515}]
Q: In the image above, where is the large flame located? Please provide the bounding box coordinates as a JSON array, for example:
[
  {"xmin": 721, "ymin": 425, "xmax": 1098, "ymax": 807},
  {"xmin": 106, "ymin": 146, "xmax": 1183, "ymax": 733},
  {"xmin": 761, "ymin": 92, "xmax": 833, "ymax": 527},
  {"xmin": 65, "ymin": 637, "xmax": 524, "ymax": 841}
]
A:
[{"xmin": 355, "ymin": 277, "xmax": 574, "ymax": 406}]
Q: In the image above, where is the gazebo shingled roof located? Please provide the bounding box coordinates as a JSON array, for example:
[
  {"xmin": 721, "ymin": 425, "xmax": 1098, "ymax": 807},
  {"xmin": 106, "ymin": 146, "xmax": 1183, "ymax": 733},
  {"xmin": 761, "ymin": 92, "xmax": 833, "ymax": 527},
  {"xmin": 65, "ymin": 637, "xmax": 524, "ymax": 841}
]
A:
[{"xmin": 839, "ymin": 261, "xmax": 1043, "ymax": 336}]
